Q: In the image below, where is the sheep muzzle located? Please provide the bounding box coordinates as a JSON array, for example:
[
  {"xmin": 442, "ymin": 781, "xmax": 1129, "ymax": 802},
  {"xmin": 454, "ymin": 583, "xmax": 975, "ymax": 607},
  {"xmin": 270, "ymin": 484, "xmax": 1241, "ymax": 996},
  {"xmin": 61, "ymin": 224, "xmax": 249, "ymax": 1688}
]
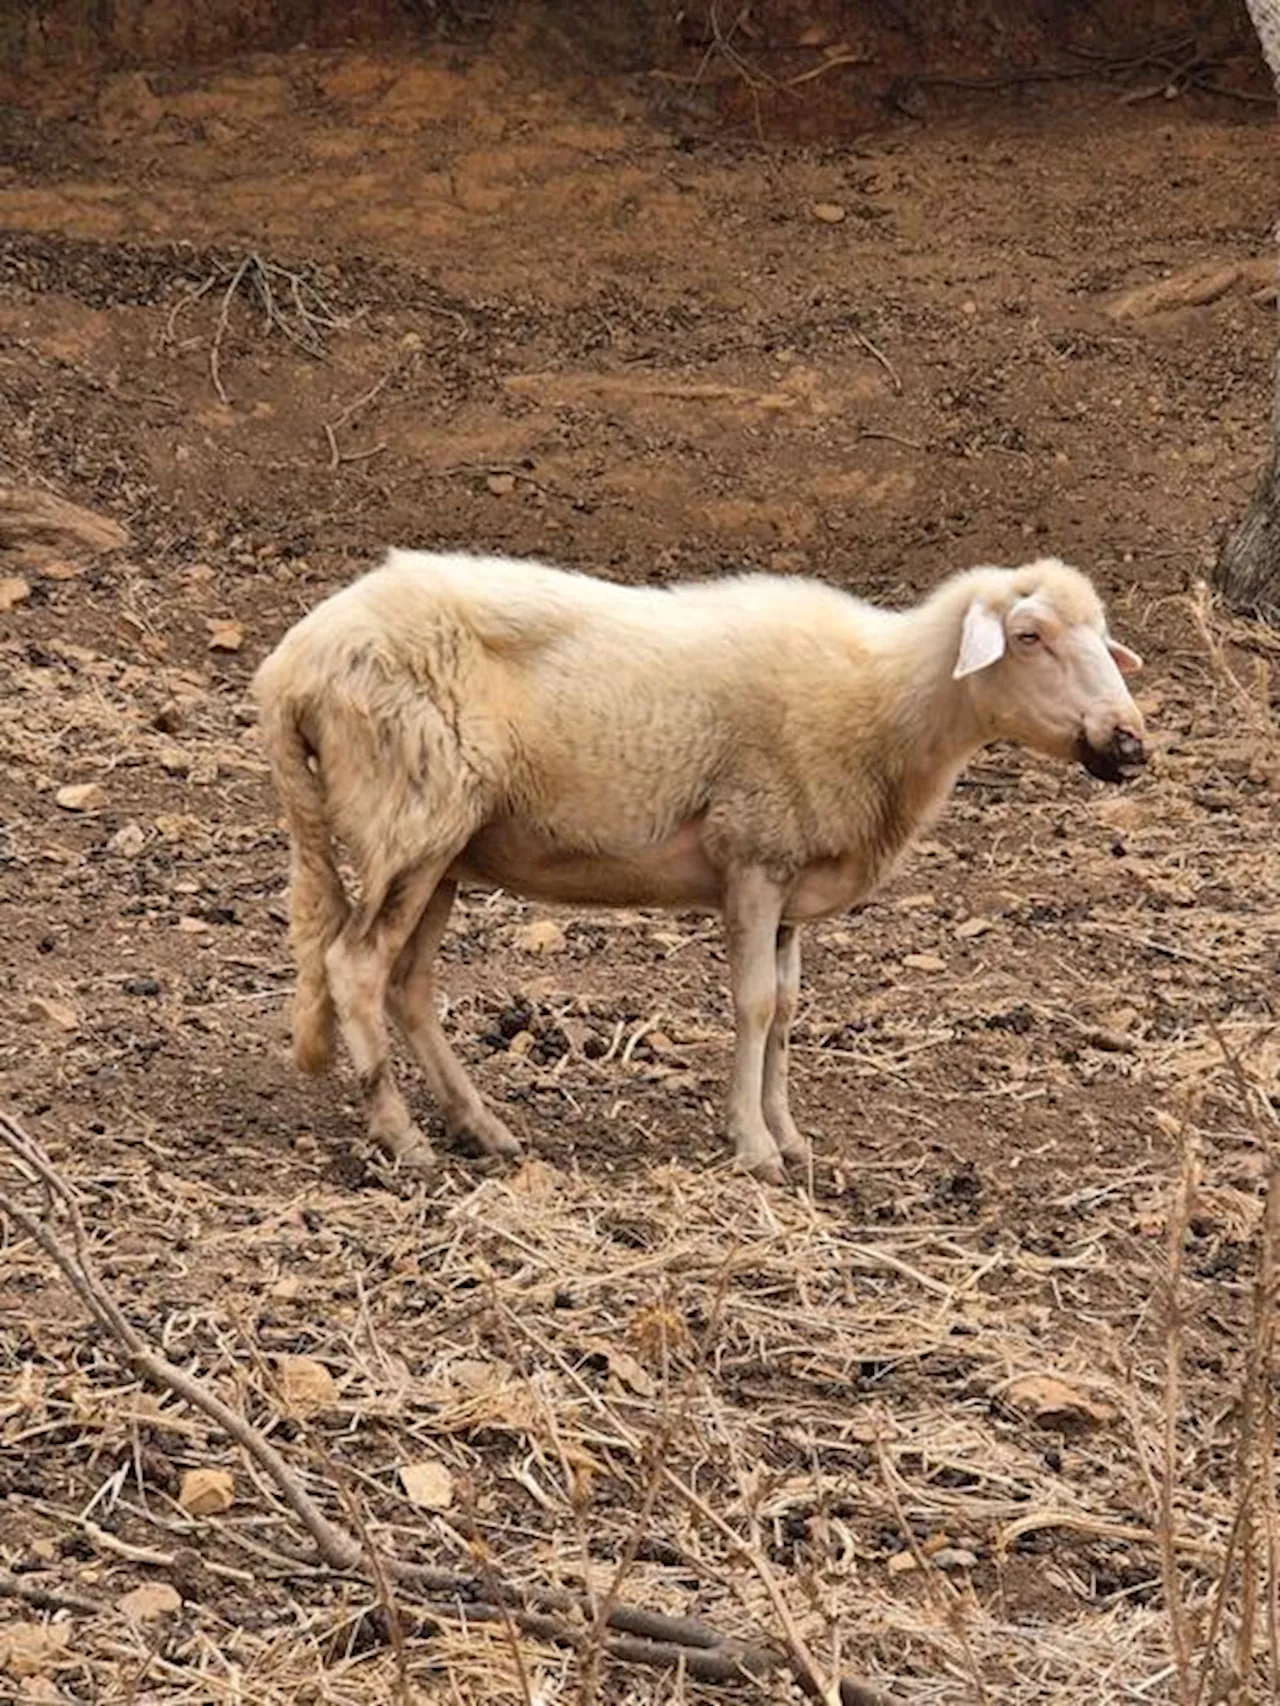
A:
[{"xmin": 1078, "ymin": 728, "xmax": 1145, "ymax": 783}]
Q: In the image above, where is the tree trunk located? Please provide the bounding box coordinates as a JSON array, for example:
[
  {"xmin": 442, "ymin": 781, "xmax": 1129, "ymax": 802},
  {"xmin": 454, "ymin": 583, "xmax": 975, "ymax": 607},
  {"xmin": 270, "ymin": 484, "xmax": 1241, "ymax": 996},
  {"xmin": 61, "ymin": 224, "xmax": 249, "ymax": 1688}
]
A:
[
  {"xmin": 1215, "ymin": 457, "xmax": 1280, "ymax": 621},
  {"xmin": 1215, "ymin": 0, "xmax": 1280, "ymax": 617},
  {"xmin": 1214, "ymin": 227, "xmax": 1279, "ymax": 618}
]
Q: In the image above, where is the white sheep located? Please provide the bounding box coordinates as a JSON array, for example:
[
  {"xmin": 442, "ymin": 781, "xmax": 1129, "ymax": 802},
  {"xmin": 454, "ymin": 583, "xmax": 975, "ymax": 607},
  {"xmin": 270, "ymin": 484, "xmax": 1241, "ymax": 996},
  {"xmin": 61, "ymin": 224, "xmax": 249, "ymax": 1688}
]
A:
[{"xmin": 252, "ymin": 549, "xmax": 1145, "ymax": 1182}]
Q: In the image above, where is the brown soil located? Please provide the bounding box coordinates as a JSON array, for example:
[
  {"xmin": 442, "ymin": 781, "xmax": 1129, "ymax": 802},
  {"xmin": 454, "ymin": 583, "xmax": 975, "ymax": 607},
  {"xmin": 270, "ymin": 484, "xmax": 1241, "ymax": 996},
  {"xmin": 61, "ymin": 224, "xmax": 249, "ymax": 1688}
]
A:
[{"xmin": 1, "ymin": 22, "xmax": 1279, "ymax": 1706}]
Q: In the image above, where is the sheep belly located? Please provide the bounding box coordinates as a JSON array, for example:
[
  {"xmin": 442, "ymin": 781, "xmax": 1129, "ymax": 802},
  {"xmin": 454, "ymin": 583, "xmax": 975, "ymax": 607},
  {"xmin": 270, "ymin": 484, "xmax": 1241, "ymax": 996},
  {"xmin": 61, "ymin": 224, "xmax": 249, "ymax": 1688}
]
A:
[{"xmin": 451, "ymin": 815, "xmax": 722, "ymax": 909}]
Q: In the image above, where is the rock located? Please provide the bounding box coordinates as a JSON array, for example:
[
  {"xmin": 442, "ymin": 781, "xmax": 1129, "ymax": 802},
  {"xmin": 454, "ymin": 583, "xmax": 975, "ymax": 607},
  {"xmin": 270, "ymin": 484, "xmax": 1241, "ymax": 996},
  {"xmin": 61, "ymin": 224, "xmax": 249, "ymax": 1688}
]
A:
[
  {"xmin": 955, "ymin": 916, "xmax": 994, "ymax": 939},
  {"xmin": 108, "ymin": 822, "xmax": 147, "ymax": 858},
  {"xmin": 607, "ymin": 1347, "xmax": 656, "ymax": 1398},
  {"xmin": 158, "ymin": 746, "xmax": 191, "ymax": 775},
  {"xmin": 400, "ymin": 1458, "xmax": 454, "ymax": 1510},
  {"xmin": 1108, "ymin": 260, "xmax": 1252, "ymax": 321},
  {"xmin": 516, "ymin": 920, "xmax": 567, "ymax": 955},
  {"xmin": 0, "ymin": 482, "xmax": 129, "ymax": 554},
  {"xmin": 901, "ymin": 952, "xmax": 946, "ymax": 972},
  {"xmin": 1004, "ymin": 1373, "xmax": 1116, "ymax": 1430},
  {"xmin": 28, "ymin": 997, "xmax": 79, "ymax": 1033},
  {"xmin": 279, "ymin": 1355, "xmax": 338, "ymax": 1417},
  {"xmin": 206, "ymin": 617, "xmax": 244, "ymax": 652},
  {"xmin": 0, "ymin": 1620, "xmax": 71, "ymax": 1678},
  {"xmin": 811, "ymin": 202, "xmax": 846, "ymax": 224},
  {"xmin": 486, "ymin": 471, "xmax": 516, "ymax": 496},
  {"xmin": 178, "ymin": 1467, "xmax": 234, "ymax": 1516},
  {"xmin": 55, "ymin": 782, "xmax": 106, "ymax": 812},
  {"xmin": 0, "ymin": 576, "xmax": 31, "ymax": 611},
  {"xmin": 123, "ymin": 976, "xmax": 161, "ymax": 997},
  {"xmin": 19, "ymin": 1676, "xmax": 64, "ymax": 1702},
  {"xmin": 116, "ymin": 1582, "xmax": 181, "ymax": 1622}
]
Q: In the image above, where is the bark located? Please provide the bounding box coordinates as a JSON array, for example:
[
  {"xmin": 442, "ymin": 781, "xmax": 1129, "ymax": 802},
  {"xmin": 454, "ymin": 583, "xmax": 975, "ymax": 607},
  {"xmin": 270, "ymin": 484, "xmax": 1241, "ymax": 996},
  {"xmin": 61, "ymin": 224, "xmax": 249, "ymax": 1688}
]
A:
[
  {"xmin": 1215, "ymin": 458, "xmax": 1280, "ymax": 621},
  {"xmin": 1215, "ymin": 229, "xmax": 1280, "ymax": 619}
]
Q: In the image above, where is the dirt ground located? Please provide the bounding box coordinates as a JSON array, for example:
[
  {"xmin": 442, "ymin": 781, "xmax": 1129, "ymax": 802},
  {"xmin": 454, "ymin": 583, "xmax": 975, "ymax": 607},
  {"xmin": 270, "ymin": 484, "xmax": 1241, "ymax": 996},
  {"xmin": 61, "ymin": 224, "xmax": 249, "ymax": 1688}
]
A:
[{"xmin": 2, "ymin": 22, "xmax": 1280, "ymax": 1706}]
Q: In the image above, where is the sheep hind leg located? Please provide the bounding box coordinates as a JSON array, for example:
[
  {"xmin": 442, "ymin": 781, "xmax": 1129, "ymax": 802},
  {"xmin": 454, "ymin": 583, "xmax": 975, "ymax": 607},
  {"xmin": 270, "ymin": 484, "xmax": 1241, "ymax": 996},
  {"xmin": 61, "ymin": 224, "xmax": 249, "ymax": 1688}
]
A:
[
  {"xmin": 723, "ymin": 868, "xmax": 787, "ymax": 1184},
  {"xmin": 324, "ymin": 860, "xmax": 452, "ymax": 1172},
  {"xmin": 389, "ymin": 878, "xmax": 521, "ymax": 1159},
  {"xmin": 763, "ymin": 924, "xmax": 808, "ymax": 1166}
]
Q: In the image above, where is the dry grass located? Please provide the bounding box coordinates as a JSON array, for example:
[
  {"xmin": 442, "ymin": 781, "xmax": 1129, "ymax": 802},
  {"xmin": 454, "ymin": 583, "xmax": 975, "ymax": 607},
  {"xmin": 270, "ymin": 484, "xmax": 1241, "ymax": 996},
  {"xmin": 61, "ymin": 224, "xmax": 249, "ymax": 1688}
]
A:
[
  {"xmin": 3, "ymin": 583, "xmax": 1280, "ymax": 1704},
  {"xmin": 3, "ymin": 1096, "xmax": 1279, "ymax": 1703}
]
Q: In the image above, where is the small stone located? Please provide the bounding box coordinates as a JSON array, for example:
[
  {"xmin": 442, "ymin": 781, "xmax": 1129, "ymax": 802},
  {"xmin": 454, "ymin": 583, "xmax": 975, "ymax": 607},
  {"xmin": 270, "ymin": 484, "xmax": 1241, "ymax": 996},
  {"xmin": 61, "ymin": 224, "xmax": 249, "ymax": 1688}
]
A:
[
  {"xmin": 28, "ymin": 997, "xmax": 79, "ymax": 1032},
  {"xmin": 810, "ymin": 201, "xmax": 846, "ymax": 224},
  {"xmin": 108, "ymin": 822, "xmax": 147, "ymax": 857},
  {"xmin": 0, "ymin": 1620, "xmax": 71, "ymax": 1677},
  {"xmin": 279, "ymin": 1355, "xmax": 338, "ymax": 1417},
  {"xmin": 955, "ymin": 916, "xmax": 994, "ymax": 939},
  {"xmin": 400, "ymin": 1458, "xmax": 454, "ymax": 1510},
  {"xmin": 19, "ymin": 1678, "xmax": 64, "ymax": 1703},
  {"xmin": 1003, "ymin": 1373, "xmax": 1116, "ymax": 1430},
  {"xmin": 178, "ymin": 1466, "xmax": 234, "ymax": 1516},
  {"xmin": 177, "ymin": 916, "xmax": 210, "ymax": 934},
  {"xmin": 123, "ymin": 976, "xmax": 161, "ymax": 997},
  {"xmin": 932, "ymin": 1547, "xmax": 978, "ymax": 1571},
  {"xmin": 516, "ymin": 920, "xmax": 566, "ymax": 955},
  {"xmin": 158, "ymin": 746, "xmax": 191, "ymax": 775},
  {"xmin": 205, "ymin": 617, "xmax": 244, "ymax": 652},
  {"xmin": 901, "ymin": 952, "xmax": 947, "ymax": 972},
  {"xmin": 507, "ymin": 1029, "xmax": 536, "ymax": 1057},
  {"xmin": 55, "ymin": 782, "xmax": 106, "ymax": 812},
  {"xmin": 0, "ymin": 576, "xmax": 32, "ymax": 611},
  {"xmin": 485, "ymin": 471, "xmax": 516, "ymax": 496},
  {"xmin": 40, "ymin": 560, "xmax": 85, "ymax": 581},
  {"xmin": 116, "ymin": 1582, "xmax": 182, "ymax": 1621}
]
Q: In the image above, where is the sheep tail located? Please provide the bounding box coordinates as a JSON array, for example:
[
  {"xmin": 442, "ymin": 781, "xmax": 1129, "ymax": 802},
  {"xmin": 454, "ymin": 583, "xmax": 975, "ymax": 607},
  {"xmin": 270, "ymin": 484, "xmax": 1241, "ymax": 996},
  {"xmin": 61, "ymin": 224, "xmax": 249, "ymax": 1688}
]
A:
[{"xmin": 258, "ymin": 696, "xmax": 349, "ymax": 1075}]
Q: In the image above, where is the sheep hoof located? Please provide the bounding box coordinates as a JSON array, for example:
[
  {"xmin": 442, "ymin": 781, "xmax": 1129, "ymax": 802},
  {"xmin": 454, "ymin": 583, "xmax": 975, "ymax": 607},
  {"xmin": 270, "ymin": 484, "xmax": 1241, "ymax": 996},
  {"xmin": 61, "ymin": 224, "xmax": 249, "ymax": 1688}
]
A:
[
  {"xmin": 768, "ymin": 1116, "xmax": 809, "ymax": 1164},
  {"xmin": 451, "ymin": 1110, "xmax": 522, "ymax": 1160},
  {"xmin": 732, "ymin": 1140, "xmax": 786, "ymax": 1185},
  {"xmin": 748, "ymin": 1154, "xmax": 787, "ymax": 1187},
  {"xmin": 381, "ymin": 1123, "xmax": 436, "ymax": 1173}
]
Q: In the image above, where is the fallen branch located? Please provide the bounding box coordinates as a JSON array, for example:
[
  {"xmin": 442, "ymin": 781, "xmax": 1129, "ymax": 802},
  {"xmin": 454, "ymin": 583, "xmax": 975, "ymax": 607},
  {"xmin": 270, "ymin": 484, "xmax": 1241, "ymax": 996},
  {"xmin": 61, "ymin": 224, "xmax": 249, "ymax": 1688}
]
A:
[
  {"xmin": 0, "ymin": 1110, "xmax": 892, "ymax": 1705},
  {"xmin": 164, "ymin": 251, "xmax": 357, "ymax": 405},
  {"xmin": 323, "ymin": 363, "xmax": 401, "ymax": 470},
  {"xmin": 0, "ymin": 481, "xmax": 130, "ymax": 554},
  {"xmin": 0, "ymin": 1568, "xmax": 102, "ymax": 1616}
]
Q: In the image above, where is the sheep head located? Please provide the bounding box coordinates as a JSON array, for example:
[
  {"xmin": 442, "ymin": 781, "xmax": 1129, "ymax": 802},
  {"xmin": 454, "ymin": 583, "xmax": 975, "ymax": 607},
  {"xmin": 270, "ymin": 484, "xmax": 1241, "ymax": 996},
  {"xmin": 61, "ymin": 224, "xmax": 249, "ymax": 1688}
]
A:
[{"xmin": 951, "ymin": 558, "xmax": 1146, "ymax": 782}]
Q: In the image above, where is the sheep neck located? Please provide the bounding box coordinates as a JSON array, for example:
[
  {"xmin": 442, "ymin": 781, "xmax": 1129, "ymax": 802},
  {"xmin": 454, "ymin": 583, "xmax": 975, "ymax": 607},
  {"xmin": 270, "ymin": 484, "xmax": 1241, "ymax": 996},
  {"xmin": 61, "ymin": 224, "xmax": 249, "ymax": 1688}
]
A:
[{"xmin": 862, "ymin": 590, "xmax": 988, "ymax": 812}]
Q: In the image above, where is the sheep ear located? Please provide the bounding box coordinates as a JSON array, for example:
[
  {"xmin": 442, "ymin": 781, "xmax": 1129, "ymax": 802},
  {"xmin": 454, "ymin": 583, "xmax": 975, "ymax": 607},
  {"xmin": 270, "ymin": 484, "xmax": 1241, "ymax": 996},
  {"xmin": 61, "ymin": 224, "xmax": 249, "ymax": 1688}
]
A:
[
  {"xmin": 1107, "ymin": 637, "xmax": 1143, "ymax": 676},
  {"xmin": 953, "ymin": 601, "xmax": 1006, "ymax": 679}
]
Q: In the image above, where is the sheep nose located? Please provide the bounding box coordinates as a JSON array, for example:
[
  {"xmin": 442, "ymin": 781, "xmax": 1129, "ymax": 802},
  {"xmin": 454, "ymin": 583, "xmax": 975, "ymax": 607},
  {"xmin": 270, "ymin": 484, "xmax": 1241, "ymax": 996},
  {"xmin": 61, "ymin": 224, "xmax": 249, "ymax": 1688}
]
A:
[
  {"xmin": 1112, "ymin": 729, "xmax": 1146, "ymax": 771},
  {"xmin": 1079, "ymin": 726, "xmax": 1146, "ymax": 783}
]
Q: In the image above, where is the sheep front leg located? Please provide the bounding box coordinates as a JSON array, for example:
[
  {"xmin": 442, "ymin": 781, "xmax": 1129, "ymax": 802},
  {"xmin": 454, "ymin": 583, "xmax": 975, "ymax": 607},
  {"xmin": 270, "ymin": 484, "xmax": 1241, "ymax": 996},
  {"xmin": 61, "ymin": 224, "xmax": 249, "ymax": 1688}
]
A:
[
  {"xmin": 763, "ymin": 924, "xmax": 807, "ymax": 1165},
  {"xmin": 723, "ymin": 868, "xmax": 788, "ymax": 1184},
  {"xmin": 390, "ymin": 878, "xmax": 521, "ymax": 1159}
]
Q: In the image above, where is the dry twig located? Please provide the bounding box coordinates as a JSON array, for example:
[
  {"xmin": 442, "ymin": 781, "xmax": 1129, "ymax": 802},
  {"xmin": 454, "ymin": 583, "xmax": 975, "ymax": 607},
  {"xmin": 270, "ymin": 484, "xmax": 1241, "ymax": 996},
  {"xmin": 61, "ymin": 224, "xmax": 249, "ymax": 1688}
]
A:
[{"xmin": 164, "ymin": 251, "xmax": 357, "ymax": 405}]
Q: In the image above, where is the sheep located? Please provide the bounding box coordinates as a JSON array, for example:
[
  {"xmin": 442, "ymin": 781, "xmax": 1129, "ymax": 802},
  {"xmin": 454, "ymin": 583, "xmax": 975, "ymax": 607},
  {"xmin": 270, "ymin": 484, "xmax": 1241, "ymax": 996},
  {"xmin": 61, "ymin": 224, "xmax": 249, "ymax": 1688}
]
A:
[{"xmin": 252, "ymin": 548, "xmax": 1146, "ymax": 1183}]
